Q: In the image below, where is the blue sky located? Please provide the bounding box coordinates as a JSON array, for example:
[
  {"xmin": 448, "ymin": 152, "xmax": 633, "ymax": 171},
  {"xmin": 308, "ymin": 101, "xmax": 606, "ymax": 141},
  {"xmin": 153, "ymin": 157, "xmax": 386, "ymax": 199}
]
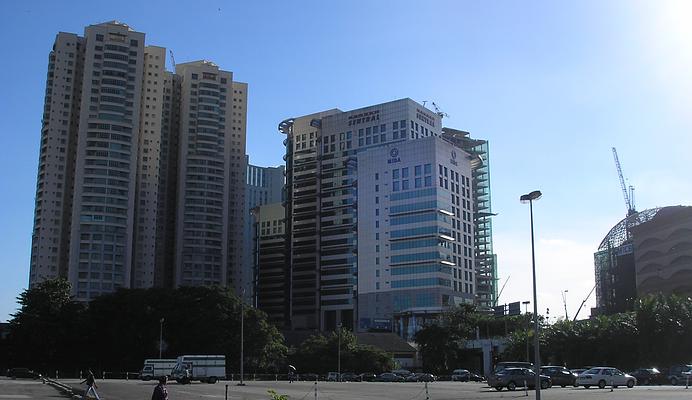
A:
[{"xmin": 1, "ymin": 0, "xmax": 690, "ymax": 322}]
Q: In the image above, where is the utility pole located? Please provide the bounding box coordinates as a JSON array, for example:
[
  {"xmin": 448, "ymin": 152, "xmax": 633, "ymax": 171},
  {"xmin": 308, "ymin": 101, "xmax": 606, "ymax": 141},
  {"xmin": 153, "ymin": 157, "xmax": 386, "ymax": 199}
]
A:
[
  {"xmin": 238, "ymin": 288, "xmax": 245, "ymax": 386},
  {"xmin": 337, "ymin": 323, "xmax": 342, "ymax": 382},
  {"xmin": 159, "ymin": 318, "xmax": 164, "ymax": 359},
  {"xmin": 522, "ymin": 301, "xmax": 530, "ymax": 362},
  {"xmin": 562, "ymin": 290, "xmax": 569, "ymax": 320}
]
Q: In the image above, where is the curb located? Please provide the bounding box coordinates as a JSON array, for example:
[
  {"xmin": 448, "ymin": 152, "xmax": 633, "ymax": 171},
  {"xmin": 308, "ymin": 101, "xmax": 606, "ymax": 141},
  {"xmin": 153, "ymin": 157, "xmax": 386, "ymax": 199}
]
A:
[{"xmin": 43, "ymin": 377, "xmax": 77, "ymax": 398}]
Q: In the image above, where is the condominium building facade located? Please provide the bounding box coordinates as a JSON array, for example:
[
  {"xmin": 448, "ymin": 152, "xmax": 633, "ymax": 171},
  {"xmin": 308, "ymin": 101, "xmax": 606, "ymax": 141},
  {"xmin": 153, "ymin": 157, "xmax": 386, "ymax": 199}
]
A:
[
  {"xmin": 280, "ymin": 98, "xmax": 492, "ymax": 335},
  {"xmin": 29, "ymin": 21, "xmax": 247, "ymax": 299}
]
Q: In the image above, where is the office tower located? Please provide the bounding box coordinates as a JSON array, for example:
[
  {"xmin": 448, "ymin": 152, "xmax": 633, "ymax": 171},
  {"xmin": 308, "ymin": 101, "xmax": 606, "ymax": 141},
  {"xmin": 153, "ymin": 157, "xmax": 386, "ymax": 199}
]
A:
[
  {"xmin": 357, "ymin": 136, "xmax": 476, "ymax": 339},
  {"xmin": 280, "ymin": 98, "xmax": 481, "ymax": 335},
  {"xmin": 244, "ymin": 158, "xmax": 285, "ymax": 299},
  {"xmin": 251, "ymin": 203, "xmax": 288, "ymax": 326},
  {"xmin": 441, "ymin": 128, "xmax": 497, "ymax": 309},
  {"xmin": 29, "ymin": 21, "xmax": 247, "ymax": 299},
  {"xmin": 29, "ymin": 31, "xmax": 85, "ymax": 286}
]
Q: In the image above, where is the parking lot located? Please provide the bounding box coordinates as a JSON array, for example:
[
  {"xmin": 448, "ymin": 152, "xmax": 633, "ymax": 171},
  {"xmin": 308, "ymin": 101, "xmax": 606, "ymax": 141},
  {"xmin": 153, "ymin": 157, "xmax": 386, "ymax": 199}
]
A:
[{"xmin": 53, "ymin": 378, "xmax": 692, "ymax": 400}]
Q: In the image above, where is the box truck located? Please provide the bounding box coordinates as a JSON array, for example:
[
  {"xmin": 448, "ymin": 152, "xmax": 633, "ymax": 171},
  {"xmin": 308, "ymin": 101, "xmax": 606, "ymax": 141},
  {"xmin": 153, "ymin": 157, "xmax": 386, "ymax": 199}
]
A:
[{"xmin": 170, "ymin": 355, "xmax": 225, "ymax": 384}]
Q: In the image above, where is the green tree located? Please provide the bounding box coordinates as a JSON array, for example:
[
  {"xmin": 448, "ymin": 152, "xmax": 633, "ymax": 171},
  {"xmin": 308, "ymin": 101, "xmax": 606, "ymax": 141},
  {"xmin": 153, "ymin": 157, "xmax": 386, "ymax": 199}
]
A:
[
  {"xmin": 288, "ymin": 329, "xmax": 395, "ymax": 373},
  {"xmin": 8, "ymin": 279, "xmax": 85, "ymax": 373}
]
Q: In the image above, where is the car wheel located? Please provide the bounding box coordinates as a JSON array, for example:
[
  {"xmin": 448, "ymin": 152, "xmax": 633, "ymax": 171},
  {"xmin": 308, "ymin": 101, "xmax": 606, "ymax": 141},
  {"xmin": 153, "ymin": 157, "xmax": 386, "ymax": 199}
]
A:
[
  {"xmin": 541, "ymin": 380, "xmax": 549, "ymax": 389},
  {"xmin": 208, "ymin": 377, "xmax": 217, "ymax": 384},
  {"xmin": 671, "ymin": 377, "xmax": 678, "ymax": 386},
  {"xmin": 627, "ymin": 380, "xmax": 634, "ymax": 388},
  {"xmin": 598, "ymin": 380, "xmax": 606, "ymax": 389},
  {"xmin": 561, "ymin": 384, "xmax": 566, "ymax": 388},
  {"xmin": 495, "ymin": 386, "xmax": 503, "ymax": 391},
  {"xmin": 507, "ymin": 382, "xmax": 516, "ymax": 391},
  {"xmin": 584, "ymin": 385, "xmax": 590, "ymax": 389}
]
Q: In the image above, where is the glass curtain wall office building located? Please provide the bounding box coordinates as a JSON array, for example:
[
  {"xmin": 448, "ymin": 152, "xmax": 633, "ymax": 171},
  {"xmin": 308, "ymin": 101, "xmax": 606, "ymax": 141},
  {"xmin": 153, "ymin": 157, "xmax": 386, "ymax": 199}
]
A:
[
  {"xmin": 280, "ymin": 99, "xmax": 488, "ymax": 336},
  {"xmin": 441, "ymin": 128, "xmax": 498, "ymax": 309}
]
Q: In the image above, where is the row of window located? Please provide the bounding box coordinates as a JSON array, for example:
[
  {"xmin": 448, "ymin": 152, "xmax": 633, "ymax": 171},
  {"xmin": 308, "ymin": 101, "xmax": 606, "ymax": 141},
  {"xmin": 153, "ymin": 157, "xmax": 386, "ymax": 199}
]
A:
[{"xmin": 391, "ymin": 277, "xmax": 451, "ymax": 289}]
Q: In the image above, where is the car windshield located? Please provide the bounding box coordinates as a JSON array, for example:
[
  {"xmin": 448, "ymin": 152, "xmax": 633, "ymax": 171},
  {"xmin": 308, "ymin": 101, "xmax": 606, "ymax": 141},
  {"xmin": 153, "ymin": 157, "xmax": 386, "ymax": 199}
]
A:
[{"xmin": 584, "ymin": 368, "xmax": 600, "ymax": 375}]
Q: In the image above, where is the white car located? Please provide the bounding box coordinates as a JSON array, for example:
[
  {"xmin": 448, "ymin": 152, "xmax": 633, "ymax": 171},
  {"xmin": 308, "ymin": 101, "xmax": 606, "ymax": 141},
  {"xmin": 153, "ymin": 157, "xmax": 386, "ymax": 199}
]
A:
[{"xmin": 576, "ymin": 367, "xmax": 636, "ymax": 389}]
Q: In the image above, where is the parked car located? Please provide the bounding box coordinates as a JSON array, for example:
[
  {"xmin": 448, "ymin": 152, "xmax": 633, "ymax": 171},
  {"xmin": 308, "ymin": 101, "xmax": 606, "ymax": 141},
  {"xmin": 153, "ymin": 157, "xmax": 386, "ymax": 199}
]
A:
[
  {"xmin": 451, "ymin": 369, "xmax": 471, "ymax": 382},
  {"xmin": 576, "ymin": 367, "xmax": 636, "ymax": 389},
  {"xmin": 628, "ymin": 368, "xmax": 665, "ymax": 385},
  {"xmin": 375, "ymin": 373, "xmax": 405, "ymax": 382},
  {"xmin": 488, "ymin": 367, "xmax": 551, "ymax": 391},
  {"xmin": 667, "ymin": 365, "xmax": 692, "ymax": 385},
  {"xmin": 359, "ymin": 372, "xmax": 377, "ymax": 382},
  {"xmin": 540, "ymin": 366, "xmax": 577, "ymax": 387},
  {"xmin": 327, "ymin": 372, "xmax": 340, "ymax": 382},
  {"xmin": 340, "ymin": 372, "xmax": 361, "ymax": 382},
  {"xmin": 488, "ymin": 362, "xmax": 534, "ymax": 386},
  {"xmin": 8, "ymin": 368, "xmax": 38, "ymax": 379},
  {"xmin": 468, "ymin": 373, "xmax": 484, "ymax": 382},
  {"xmin": 406, "ymin": 373, "xmax": 436, "ymax": 382},
  {"xmin": 299, "ymin": 373, "xmax": 319, "ymax": 382},
  {"xmin": 391, "ymin": 369, "xmax": 413, "ymax": 378}
]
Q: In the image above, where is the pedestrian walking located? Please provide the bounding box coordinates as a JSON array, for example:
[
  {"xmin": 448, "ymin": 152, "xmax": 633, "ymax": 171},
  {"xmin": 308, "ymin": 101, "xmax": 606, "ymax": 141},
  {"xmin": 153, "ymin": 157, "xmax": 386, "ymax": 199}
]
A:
[
  {"xmin": 288, "ymin": 365, "xmax": 296, "ymax": 383},
  {"xmin": 151, "ymin": 375, "xmax": 169, "ymax": 400},
  {"xmin": 80, "ymin": 369, "xmax": 100, "ymax": 400}
]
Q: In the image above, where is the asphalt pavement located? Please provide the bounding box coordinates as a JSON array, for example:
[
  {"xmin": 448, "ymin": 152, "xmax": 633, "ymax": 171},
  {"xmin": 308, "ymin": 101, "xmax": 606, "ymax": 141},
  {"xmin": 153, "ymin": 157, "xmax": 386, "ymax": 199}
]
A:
[
  {"xmin": 55, "ymin": 379, "xmax": 692, "ymax": 400},
  {"xmin": 0, "ymin": 377, "xmax": 66, "ymax": 399}
]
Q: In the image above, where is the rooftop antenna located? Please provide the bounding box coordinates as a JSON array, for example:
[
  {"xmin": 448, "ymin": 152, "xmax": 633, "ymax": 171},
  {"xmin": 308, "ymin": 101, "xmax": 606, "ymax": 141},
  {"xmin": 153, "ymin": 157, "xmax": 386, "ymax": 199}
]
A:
[{"xmin": 431, "ymin": 102, "xmax": 449, "ymax": 119}]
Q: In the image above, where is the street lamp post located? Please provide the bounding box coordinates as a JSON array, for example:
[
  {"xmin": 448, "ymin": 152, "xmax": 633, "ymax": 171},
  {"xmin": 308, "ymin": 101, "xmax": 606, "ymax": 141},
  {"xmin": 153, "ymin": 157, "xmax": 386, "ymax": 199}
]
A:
[
  {"xmin": 522, "ymin": 301, "xmax": 530, "ymax": 362},
  {"xmin": 238, "ymin": 288, "xmax": 246, "ymax": 386},
  {"xmin": 337, "ymin": 323, "xmax": 342, "ymax": 382},
  {"xmin": 520, "ymin": 190, "xmax": 542, "ymax": 400},
  {"xmin": 159, "ymin": 318, "xmax": 164, "ymax": 359}
]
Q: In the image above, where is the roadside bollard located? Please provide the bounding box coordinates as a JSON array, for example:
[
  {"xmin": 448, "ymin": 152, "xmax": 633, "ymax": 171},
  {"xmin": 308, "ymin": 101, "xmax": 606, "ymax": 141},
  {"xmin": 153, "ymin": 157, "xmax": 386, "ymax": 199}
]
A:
[
  {"xmin": 126, "ymin": 372, "xmax": 129, "ymax": 380},
  {"xmin": 314, "ymin": 380, "xmax": 318, "ymax": 400},
  {"xmin": 79, "ymin": 370, "xmax": 82, "ymax": 380},
  {"xmin": 686, "ymin": 374, "xmax": 689, "ymax": 389},
  {"xmin": 102, "ymin": 371, "xmax": 105, "ymax": 380},
  {"xmin": 275, "ymin": 374, "xmax": 278, "ymax": 382},
  {"xmin": 524, "ymin": 379, "xmax": 528, "ymax": 396},
  {"xmin": 425, "ymin": 381, "xmax": 430, "ymax": 400},
  {"xmin": 225, "ymin": 384, "xmax": 228, "ymax": 400},
  {"xmin": 253, "ymin": 373, "xmax": 256, "ymax": 381},
  {"xmin": 610, "ymin": 379, "xmax": 614, "ymax": 392},
  {"xmin": 56, "ymin": 370, "xmax": 58, "ymax": 379}
]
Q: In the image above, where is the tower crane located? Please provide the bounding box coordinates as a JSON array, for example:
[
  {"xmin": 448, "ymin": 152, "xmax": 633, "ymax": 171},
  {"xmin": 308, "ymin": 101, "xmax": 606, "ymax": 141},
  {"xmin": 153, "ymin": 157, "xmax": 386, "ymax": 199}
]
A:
[
  {"xmin": 612, "ymin": 147, "xmax": 636, "ymax": 216},
  {"xmin": 169, "ymin": 49, "xmax": 176, "ymax": 70}
]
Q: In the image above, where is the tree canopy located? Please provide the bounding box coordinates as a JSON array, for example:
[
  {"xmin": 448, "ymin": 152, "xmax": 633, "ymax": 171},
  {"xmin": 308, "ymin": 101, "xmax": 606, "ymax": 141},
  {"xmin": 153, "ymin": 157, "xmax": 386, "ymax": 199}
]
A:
[{"xmin": 7, "ymin": 280, "xmax": 287, "ymax": 374}]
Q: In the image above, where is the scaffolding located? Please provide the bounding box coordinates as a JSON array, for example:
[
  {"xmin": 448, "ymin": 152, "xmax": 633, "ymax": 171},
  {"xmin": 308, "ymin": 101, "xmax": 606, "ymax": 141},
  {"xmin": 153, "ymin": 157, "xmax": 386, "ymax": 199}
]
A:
[{"xmin": 594, "ymin": 208, "xmax": 660, "ymax": 314}]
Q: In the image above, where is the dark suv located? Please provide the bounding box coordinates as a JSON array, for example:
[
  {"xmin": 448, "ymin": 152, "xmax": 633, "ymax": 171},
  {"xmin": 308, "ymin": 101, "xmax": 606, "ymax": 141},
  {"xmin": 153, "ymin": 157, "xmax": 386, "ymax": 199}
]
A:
[
  {"xmin": 667, "ymin": 365, "xmax": 692, "ymax": 386},
  {"xmin": 540, "ymin": 366, "xmax": 577, "ymax": 387}
]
